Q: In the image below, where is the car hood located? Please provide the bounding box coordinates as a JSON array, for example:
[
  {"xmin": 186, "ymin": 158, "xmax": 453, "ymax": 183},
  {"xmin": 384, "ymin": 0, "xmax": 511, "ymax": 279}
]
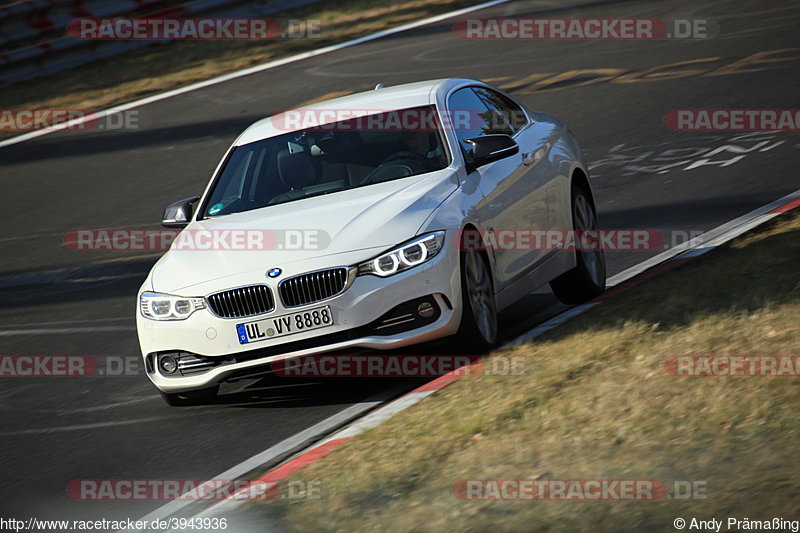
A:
[{"xmin": 151, "ymin": 169, "xmax": 458, "ymax": 293}]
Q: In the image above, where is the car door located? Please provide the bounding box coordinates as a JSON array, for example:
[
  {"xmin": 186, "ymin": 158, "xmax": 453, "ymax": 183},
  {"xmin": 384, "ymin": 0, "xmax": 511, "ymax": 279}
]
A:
[{"xmin": 448, "ymin": 86, "xmax": 554, "ymax": 290}]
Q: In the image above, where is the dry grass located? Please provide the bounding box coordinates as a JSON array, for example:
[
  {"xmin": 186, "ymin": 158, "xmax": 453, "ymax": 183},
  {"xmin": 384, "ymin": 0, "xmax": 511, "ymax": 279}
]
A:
[
  {"xmin": 0, "ymin": 0, "xmax": 482, "ymax": 122},
  {"xmin": 249, "ymin": 211, "xmax": 800, "ymax": 532}
]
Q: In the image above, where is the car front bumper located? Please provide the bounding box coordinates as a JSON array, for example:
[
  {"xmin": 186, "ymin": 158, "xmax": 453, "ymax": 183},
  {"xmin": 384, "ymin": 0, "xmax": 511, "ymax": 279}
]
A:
[{"xmin": 137, "ymin": 244, "xmax": 462, "ymax": 393}]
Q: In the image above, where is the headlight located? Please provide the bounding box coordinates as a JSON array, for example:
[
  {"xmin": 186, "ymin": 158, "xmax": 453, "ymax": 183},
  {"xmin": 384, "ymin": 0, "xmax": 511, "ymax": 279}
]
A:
[
  {"xmin": 140, "ymin": 292, "xmax": 206, "ymax": 321},
  {"xmin": 357, "ymin": 231, "xmax": 445, "ymax": 277}
]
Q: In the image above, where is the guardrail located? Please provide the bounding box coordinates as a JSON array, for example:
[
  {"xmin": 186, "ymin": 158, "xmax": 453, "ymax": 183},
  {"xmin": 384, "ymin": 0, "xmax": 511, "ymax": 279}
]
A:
[
  {"xmin": 0, "ymin": 0, "xmax": 321, "ymax": 86},
  {"xmin": 0, "ymin": 0, "xmax": 168, "ymax": 48}
]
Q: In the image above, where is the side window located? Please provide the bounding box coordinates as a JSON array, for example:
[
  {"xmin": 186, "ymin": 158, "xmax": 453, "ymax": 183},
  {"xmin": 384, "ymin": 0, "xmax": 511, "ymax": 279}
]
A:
[
  {"xmin": 473, "ymin": 87, "xmax": 529, "ymax": 134},
  {"xmin": 447, "ymin": 87, "xmax": 494, "ymax": 156},
  {"xmin": 448, "ymin": 87, "xmax": 529, "ymax": 158}
]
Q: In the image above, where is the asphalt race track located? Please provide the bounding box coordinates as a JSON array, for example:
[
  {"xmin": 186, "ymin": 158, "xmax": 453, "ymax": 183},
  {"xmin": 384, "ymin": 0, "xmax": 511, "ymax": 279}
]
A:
[{"xmin": 1, "ymin": 0, "xmax": 799, "ymax": 525}]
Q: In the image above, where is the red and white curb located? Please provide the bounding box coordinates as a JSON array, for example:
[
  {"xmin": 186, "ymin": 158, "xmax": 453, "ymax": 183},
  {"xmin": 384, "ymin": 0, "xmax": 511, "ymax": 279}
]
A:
[
  {"xmin": 511, "ymin": 189, "xmax": 800, "ymax": 345},
  {"xmin": 181, "ymin": 187, "xmax": 800, "ymax": 520},
  {"xmin": 189, "ymin": 372, "xmax": 466, "ymax": 519}
]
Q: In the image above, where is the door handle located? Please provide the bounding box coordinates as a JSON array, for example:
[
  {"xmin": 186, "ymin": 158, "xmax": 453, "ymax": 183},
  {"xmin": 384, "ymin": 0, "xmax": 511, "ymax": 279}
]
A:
[
  {"xmin": 523, "ymin": 145, "xmax": 548, "ymax": 166},
  {"xmin": 521, "ymin": 151, "xmax": 537, "ymax": 166}
]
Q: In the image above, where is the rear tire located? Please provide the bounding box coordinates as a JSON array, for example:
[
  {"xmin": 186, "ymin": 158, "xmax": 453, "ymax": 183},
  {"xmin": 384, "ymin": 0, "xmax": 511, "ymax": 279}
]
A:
[
  {"xmin": 550, "ymin": 185, "xmax": 606, "ymax": 305},
  {"xmin": 159, "ymin": 385, "xmax": 219, "ymax": 407},
  {"xmin": 453, "ymin": 247, "xmax": 498, "ymax": 353}
]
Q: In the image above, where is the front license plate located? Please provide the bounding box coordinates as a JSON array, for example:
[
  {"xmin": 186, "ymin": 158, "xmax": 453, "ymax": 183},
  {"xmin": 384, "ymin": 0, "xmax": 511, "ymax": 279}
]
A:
[{"xmin": 236, "ymin": 305, "xmax": 333, "ymax": 344}]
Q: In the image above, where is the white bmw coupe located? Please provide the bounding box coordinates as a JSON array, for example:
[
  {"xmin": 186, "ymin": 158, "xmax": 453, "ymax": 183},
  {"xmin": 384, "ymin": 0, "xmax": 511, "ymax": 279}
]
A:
[{"xmin": 137, "ymin": 78, "xmax": 605, "ymax": 405}]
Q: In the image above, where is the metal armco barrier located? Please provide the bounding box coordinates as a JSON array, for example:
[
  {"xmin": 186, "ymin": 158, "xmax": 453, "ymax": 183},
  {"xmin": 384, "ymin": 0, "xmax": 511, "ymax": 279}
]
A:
[
  {"xmin": 0, "ymin": 0, "xmax": 322, "ymax": 86},
  {"xmin": 0, "ymin": 0, "xmax": 167, "ymax": 48}
]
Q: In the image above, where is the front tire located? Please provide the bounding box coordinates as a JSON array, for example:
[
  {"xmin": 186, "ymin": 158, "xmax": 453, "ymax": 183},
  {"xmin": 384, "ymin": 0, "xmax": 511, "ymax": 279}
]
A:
[
  {"xmin": 454, "ymin": 248, "xmax": 498, "ymax": 353},
  {"xmin": 550, "ymin": 185, "xmax": 606, "ymax": 304},
  {"xmin": 159, "ymin": 385, "xmax": 219, "ymax": 407}
]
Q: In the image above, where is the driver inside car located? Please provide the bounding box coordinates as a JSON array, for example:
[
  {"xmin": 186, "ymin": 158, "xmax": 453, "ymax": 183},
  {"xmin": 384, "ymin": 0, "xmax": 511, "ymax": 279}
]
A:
[{"xmin": 379, "ymin": 129, "xmax": 446, "ymax": 173}]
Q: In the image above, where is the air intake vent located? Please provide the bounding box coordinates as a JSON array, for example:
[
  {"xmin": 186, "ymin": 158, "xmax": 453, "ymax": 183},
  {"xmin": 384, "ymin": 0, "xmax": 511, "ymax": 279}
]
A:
[
  {"xmin": 279, "ymin": 267, "xmax": 351, "ymax": 308},
  {"xmin": 207, "ymin": 285, "xmax": 275, "ymax": 318},
  {"xmin": 176, "ymin": 352, "xmax": 217, "ymax": 376}
]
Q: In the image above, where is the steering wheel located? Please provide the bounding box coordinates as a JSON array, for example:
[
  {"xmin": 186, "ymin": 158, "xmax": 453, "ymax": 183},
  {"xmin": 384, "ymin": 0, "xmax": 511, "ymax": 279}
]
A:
[
  {"xmin": 361, "ymin": 163, "xmax": 413, "ymax": 184},
  {"xmin": 380, "ymin": 151, "xmax": 429, "ymax": 165},
  {"xmin": 360, "ymin": 151, "xmax": 435, "ymax": 185}
]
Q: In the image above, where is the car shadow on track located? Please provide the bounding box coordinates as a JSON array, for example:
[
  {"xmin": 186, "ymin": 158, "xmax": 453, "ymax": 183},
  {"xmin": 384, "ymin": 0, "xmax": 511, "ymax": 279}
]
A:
[
  {"xmin": 208, "ymin": 374, "xmax": 428, "ymax": 409},
  {"xmin": 168, "ymin": 291, "xmax": 565, "ymax": 410}
]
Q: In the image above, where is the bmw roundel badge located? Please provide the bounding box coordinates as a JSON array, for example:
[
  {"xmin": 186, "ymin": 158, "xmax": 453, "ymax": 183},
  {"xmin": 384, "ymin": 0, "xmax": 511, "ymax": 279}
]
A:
[{"xmin": 267, "ymin": 267, "xmax": 282, "ymax": 278}]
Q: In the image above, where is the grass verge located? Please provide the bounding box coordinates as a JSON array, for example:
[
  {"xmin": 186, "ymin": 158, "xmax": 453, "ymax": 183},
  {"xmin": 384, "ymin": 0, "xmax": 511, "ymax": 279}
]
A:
[
  {"xmin": 250, "ymin": 209, "xmax": 800, "ymax": 532},
  {"xmin": 0, "ymin": 0, "xmax": 485, "ymax": 122}
]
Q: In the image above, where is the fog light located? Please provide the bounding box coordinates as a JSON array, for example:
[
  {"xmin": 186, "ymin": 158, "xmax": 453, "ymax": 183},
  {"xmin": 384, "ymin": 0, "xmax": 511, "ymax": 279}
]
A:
[
  {"xmin": 159, "ymin": 355, "xmax": 178, "ymax": 374},
  {"xmin": 417, "ymin": 301, "xmax": 435, "ymax": 318}
]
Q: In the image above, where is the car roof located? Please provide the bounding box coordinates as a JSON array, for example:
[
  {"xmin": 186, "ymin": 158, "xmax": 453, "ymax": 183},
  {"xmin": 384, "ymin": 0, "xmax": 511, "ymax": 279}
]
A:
[{"xmin": 234, "ymin": 78, "xmax": 483, "ymax": 146}]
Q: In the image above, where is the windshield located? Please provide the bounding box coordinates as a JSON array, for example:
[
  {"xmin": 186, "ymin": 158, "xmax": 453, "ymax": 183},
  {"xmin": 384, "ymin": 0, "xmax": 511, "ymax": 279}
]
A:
[{"xmin": 202, "ymin": 105, "xmax": 450, "ymax": 218}]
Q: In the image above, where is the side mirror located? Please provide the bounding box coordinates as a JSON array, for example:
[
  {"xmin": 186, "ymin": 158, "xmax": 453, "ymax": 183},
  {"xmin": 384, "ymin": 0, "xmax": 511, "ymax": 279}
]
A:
[
  {"xmin": 464, "ymin": 134, "xmax": 519, "ymax": 173},
  {"xmin": 162, "ymin": 196, "xmax": 200, "ymax": 228}
]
